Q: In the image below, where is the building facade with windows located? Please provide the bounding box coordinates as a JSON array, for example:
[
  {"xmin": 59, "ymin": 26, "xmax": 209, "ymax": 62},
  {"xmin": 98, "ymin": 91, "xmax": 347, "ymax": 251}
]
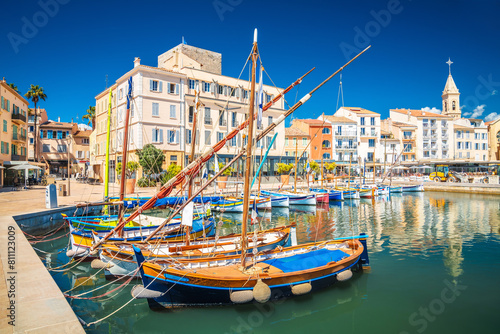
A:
[
  {"xmin": 39, "ymin": 120, "xmax": 78, "ymax": 176},
  {"xmin": 93, "ymin": 58, "xmax": 185, "ymax": 183},
  {"xmin": 284, "ymin": 127, "xmax": 310, "ymax": 159},
  {"xmin": 27, "ymin": 108, "xmax": 48, "ymax": 162},
  {"xmin": 452, "ymin": 118, "xmax": 489, "ymax": 161},
  {"xmin": 318, "ymin": 115, "xmax": 358, "ymax": 164},
  {"xmin": 290, "ymin": 119, "xmax": 332, "ymax": 161},
  {"xmin": 334, "ymin": 107, "xmax": 381, "ymax": 164},
  {"xmin": 71, "ymin": 129, "xmax": 91, "ymax": 177},
  {"xmin": 158, "ymin": 44, "xmax": 286, "ymax": 176},
  {"xmin": 486, "ymin": 118, "xmax": 500, "ymax": 161},
  {"xmin": 0, "ymin": 79, "xmax": 29, "ymax": 186},
  {"xmin": 381, "ymin": 119, "xmax": 417, "ymax": 163}
]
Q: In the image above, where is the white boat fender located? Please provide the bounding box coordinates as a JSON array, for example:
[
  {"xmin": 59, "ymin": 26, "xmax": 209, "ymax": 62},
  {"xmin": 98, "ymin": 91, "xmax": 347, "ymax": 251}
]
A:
[
  {"xmin": 230, "ymin": 290, "xmax": 254, "ymax": 304},
  {"xmin": 291, "ymin": 282, "xmax": 312, "ymax": 295},
  {"xmin": 253, "ymin": 279, "xmax": 271, "ymax": 303},
  {"xmin": 130, "ymin": 285, "xmax": 164, "ymax": 299},
  {"xmin": 90, "ymin": 259, "xmax": 113, "ymax": 269},
  {"xmin": 66, "ymin": 248, "xmax": 86, "ymax": 257},
  {"xmin": 336, "ymin": 269, "xmax": 353, "ymax": 282}
]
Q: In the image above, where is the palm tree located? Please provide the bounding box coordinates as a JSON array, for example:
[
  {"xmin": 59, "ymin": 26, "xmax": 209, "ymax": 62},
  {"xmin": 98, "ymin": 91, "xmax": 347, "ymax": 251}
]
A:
[
  {"xmin": 25, "ymin": 85, "xmax": 47, "ymax": 162},
  {"xmin": 8, "ymin": 83, "xmax": 20, "ymax": 94},
  {"xmin": 83, "ymin": 106, "xmax": 96, "ymax": 130}
]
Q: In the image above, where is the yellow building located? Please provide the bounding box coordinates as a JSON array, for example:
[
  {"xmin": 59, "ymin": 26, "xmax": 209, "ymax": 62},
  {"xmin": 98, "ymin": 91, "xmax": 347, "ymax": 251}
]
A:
[
  {"xmin": 486, "ymin": 118, "xmax": 500, "ymax": 161},
  {"xmin": 0, "ymin": 79, "xmax": 29, "ymax": 187}
]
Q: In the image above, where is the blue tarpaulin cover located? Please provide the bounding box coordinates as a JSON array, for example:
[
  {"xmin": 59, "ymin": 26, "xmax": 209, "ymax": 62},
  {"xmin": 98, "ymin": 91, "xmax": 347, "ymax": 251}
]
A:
[{"xmin": 262, "ymin": 249, "xmax": 349, "ymax": 273}]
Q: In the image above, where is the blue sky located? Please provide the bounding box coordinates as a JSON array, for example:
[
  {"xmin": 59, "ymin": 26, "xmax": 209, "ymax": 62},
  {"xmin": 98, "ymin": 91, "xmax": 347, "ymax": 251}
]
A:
[{"xmin": 2, "ymin": 0, "xmax": 500, "ymax": 126}]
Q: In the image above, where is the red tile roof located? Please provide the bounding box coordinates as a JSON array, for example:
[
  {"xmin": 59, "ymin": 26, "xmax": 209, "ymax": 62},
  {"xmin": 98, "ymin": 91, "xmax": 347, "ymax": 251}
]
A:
[
  {"xmin": 285, "ymin": 127, "xmax": 310, "ymax": 136},
  {"xmin": 391, "ymin": 109, "xmax": 451, "ymax": 118},
  {"xmin": 341, "ymin": 107, "xmax": 379, "ymax": 115}
]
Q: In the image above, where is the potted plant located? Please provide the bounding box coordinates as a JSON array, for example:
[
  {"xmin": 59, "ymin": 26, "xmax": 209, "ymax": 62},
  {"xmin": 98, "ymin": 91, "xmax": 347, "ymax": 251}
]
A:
[
  {"xmin": 276, "ymin": 163, "xmax": 294, "ymax": 185},
  {"xmin": 217, "ymin": 162, "xmax": 234, "ymax": 189},
  {"xmin": 324, "ymin": 162, "xmax": 337, "ymax": 181},
  {"xmin": 116, "ymin": 161, "xmax": 140, "ymax": 194}
]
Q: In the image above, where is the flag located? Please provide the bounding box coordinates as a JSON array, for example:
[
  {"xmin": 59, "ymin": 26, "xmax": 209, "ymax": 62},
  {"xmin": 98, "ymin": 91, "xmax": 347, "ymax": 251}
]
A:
[
  {"xmin": 306, "ymin": 161, "xmax": 311, "ymax": 173},
  {"xmin": 257, "ymin": 65, "xmax": 263, "ymax": 129},
  {"xmin": 181, "ymin": 202, "xmax": 194, "ymax": 227},
  {"xmin": 214, "ymin": 155, "xmax": 219, "ymax": 173},
  {"xmin": 126, "ymin": 76, "xmax": 133, "ymax": 110},
  {"xmin": 251, "ymin": 199, "xmax": 258, "ymax": 225},
  {"xmin": 202, "ymin": 167, "xmax": 208, "ymax": 179}
]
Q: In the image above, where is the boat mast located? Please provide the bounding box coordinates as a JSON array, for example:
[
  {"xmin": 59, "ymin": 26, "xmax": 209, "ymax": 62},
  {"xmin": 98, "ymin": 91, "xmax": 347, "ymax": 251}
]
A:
[
  {"xmin": 294, "ymin": 138, "xmax": 298, "ymax": 192},
  {"xmin": 240, "ymin": 29, "xmax": 258, "ymax": 268},
  {"xmin": 104, "ymin": 88, "xmax": 112, "ymax": 208},
  {"xmin": 117, "ymin": 77, "xmax": 132, "ymax": 235},
  {"xmin": 185, "ymin": 87, "xmax": 200, "ymax": 246},
  {"xmin": 348, "ymin": 152, "xmax": 352, "ymax": 189},
  {"xmin": 258, "ymin": 146, "xmax": 263, "ymax": 192}
]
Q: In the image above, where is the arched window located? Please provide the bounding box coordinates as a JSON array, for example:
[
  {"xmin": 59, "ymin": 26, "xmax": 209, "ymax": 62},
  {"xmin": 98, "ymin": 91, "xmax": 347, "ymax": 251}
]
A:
[
  {"xmin": 322, "ymin": 128, "xmax": 330, "ymax": 134},
  {"xmin": 323, "ymin": 153, "xmax": 331, "ymax": 159},
  {"xmin": 452, "ymin": 101, "xmax": 456, "ymax": 111},
  {"xmin": 497, "ymin": 131, "xmax": 500, "ymax": 142},
  {"xmin": 322, "ymin": 140, "xmax": 331, "ymax": 148}
]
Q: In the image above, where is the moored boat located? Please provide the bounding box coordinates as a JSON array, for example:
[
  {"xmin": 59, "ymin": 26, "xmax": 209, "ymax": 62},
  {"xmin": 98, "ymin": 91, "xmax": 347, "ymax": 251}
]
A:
[{"xmin": 402, "ymin": 184, "xmax": 424, "ymax": 192}]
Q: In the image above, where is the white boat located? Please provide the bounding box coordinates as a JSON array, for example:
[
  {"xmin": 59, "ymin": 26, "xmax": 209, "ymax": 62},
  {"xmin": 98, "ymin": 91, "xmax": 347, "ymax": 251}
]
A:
[
  {"xmin": 261, "ymin": 190, "xmax": 316, "ymax": 205},
  {"xmin": 402, "ymin": 184, "xmax": 424, "ymax": 192}
]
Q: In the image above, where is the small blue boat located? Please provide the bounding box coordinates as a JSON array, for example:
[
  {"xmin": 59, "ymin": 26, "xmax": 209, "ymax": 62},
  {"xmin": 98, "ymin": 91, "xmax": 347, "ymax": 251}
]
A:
[{"xmin": 310, "ymin": 188, "xmax": 344, "ymax": 201}]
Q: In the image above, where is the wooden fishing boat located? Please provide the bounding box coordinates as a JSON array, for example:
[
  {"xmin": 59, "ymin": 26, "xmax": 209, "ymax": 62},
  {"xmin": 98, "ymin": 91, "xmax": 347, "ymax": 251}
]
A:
[
  {"xmin": 97, "ymin": 224, "xmax": 292, "ymax": 279},
  {"xmin": 388, "ymin": 186, "xmax": 402, "ymax": 193},
  {"xmin": 269, "ymin": 195, "xmax": 289, "ymax": 207},
  {"xmin": 339, "ymin": 189, "xmax": 360, "ymax": 199},
  {"xmin": 310, "ymin": 188, "xmax": 343, "ymax": 201},
  {"xmin": 67, "ymin": 217, "xmax": 215, "ymax": 259},
  {"xmin": 131, "ymin": 235, "xmax": 370, "ymax": 308},
  {"xmin": 358, "ymin": 188, "xmax": 375, "ymax": 198},
  {"xmin": 261, "ymin": 190, "xmax": 316, "ymax": 205},
  {"xmin": 210, "ymin": 198, "xmax": 245, "ymax": 212},
  {"xmin": 402, "ymin": 184, "xmax": 424, "ymax": 192}
]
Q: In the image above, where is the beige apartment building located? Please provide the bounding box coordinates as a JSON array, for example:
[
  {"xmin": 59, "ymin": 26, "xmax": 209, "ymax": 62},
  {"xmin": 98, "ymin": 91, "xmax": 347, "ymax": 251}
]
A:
[
  {"xmin": 0, "ymin": 79, "xmax": 29, "ymax": 186},
  {"xmin": 39, "ymin": 120, "xmax": 79, "ymax": 176},
  {"xmin": 486, "ymin": 118, "xmax": 500, "ymax": 161},
  {"xmin": 28, "ymin": 107, "xmax": 48, "ymax": 161},
  {"xmin": 91, "ymin": 43, "xmax": 287, "ymax": 182},
  {"xmin": 452, "ymin": 118, "xmax": 489, "ymax": 161}
]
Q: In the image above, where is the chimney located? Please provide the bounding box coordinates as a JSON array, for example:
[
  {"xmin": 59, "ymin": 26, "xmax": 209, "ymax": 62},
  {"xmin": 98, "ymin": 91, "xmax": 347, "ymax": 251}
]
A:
[{"xmin": 134, "ymin": 57, "xmax": 141, "ymax": 68}]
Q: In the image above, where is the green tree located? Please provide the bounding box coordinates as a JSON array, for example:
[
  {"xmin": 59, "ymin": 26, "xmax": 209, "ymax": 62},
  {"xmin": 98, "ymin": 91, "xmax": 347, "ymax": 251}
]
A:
[
  {"xmin": 309, "ymin": 160, "xmax": 320, "ymax": 174},
  {"xmin": 276, "ymin": 163, "xmax": 294, "ymax": 175},
  {"xmin": 136, "ymin": 144, "xmax": 165, "ymax": 179},
  {"xmin": 8, "ymin": 83, "xmax": 20, "ymax": 94},
  {"xmin": 83, "ymin": 105, "xmax": 96, "ymax": 130},
  {"xmin": 218, "ymin": 162, "xmax": 235, "ymax": 176},
  {"xmin": 25, "ymin": 85, "xmax": 47, "ymax": 162},
  {"xmin": 161, "ymin": 163, "xmax": 182, "ymax": 184},
  {"xmin": 116, "ymin": 161, "xmax": 140, "ymax": 179},
  {"xmin": 325, "ymin": 162, "xmax": 337, "ymax": 173}
]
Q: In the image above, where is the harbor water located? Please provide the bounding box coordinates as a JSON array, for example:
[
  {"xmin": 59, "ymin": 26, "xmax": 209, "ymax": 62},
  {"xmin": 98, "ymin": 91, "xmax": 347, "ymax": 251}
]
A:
[{"xmin": 36, "ymin": 191, "xmax": 500, "ymax": 333}]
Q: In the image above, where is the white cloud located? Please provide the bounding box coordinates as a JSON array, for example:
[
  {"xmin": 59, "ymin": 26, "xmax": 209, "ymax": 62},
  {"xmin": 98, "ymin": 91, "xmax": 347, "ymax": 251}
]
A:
[
  {"xmin": 78, "ymin": 123, "xmax": 92, "ymax": 131},
  {"xmin": 484, "ymin": 112, "xmax": 500, "ymax": 122},
  {"xmin": 468, "ymin": 104, "xmax": 486, "ymax": 119},
  {"xmin": 492, "ymin": 90, "xmax": 498, "ymax": 96},
  {"xmin": 421, "ymin": 107, "xmax": 441, "ymax": 114}
]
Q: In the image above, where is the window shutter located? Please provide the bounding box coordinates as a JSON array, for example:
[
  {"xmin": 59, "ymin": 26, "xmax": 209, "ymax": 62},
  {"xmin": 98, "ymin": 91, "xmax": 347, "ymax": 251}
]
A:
[
  {"xmin": 175, "ymin": 130, "xmax": 179, "ymax": 144},
  {"xmin": 150, "ymin": 80, "xmax": 153, "ymax": 91},
  {"xmin": 211, "ymin": 83, "xmax": 215, "ymax": 95},
  {"xmin": 160, "ymin": 129, "xmax": 164, "ymax": 143},
  {"xmin": 223, "ymin": 86, "xmax": 227, "ymax": 96},
  {"xmin": 175, "ymin": 84, "xmax": 179, "ymax": 95},
  {"xmin": 159, "ymin": 81, "xmax": 163, "ymax": 93}
]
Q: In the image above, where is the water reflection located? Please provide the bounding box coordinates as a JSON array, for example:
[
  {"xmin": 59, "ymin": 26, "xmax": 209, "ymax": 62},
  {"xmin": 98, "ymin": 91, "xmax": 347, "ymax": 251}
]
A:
[{"xmin": 34, "ymin": 192, "xmax": 500, "ymax": 333}]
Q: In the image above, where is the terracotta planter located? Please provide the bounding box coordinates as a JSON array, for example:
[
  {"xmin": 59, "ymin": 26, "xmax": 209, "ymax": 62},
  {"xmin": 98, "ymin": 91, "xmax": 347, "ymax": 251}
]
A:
[
  {"xmin": 125, "ymin": 178, "xmax": 136, "ymax": 194},
  {"xmin": 327, "ymin": 173, "xmax": 334, "ymax": 181},
  {"xmin": 281, "ymin": 175, "xmax": 290, "ymax": 185},
  {"xmin": 218, "ymin": 176, "xmax": 228, "ymax": 189}
]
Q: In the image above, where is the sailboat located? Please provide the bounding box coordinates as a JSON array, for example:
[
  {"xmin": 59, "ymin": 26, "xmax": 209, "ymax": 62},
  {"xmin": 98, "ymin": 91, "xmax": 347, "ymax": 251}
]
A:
[{"xmin": 129, "ymin": 29, "xmax": 371, "ymax": 308}]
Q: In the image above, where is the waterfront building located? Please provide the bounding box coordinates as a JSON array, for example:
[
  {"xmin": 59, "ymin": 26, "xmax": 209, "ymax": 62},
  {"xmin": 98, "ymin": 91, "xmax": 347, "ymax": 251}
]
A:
[
  {"xmin": 71, "ymin": 129, "xmax": 91, "ymax": 177},
  {"xmin": 334, "ymin": 107, "xmax": 381, "ymax": 165},
  {"xmin": 486, "ymin": 118, "xmax": 500, "ymax": 161},
  {"xmin": 289, "ymin": 119, "xmax": 332, "ymax": 161},
  {"xmin": 27, "ymin": 108, "xmax": 48, "ymax": 162},
  {"xmin": 452, "ymin": 118, "xmax": 489, "ymax": 161},
  {"xmin": 39, "ymin": 119, "xmax": 79, "ymax": 176},
  {"xmin": 284, "ymin": 127, "xmax": 310, "ymax": 159},
  {"xmin": 317, "ymin": 115, "xmax": 358, "ymax": 164},
  {"xmin": 390, "ymin": 109, "xmax": 453, "ymax": 162},
  {"xmin": 381, "ymin": 119, "xmax": 417, "ymax": 163},
  {"xmin": 379, "ymin": 120, "xmax": 403, "ymax": 166},
  {"xmin": 158, "ymin": 44, "xmax": 286, "ymax": 175},
  {"xmin": 0, "ymin": 79, "xmax": 29, "ymax": 186},
  {"xmin": 93, "ymin": 58, "xmax": 185, "ymax": 183}
]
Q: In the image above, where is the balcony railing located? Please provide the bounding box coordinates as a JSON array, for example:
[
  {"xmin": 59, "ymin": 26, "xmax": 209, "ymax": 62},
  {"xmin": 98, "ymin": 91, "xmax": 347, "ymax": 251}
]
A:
[
  {"xmin": 335, "ymin": 131, "xmax": 357, "ymax": 137},
  {"xmin": 12, "ymin": 113, "xmax": 27, "ymax": 123},
  {"xmin": 360, "ymin": 132, "xmax": 377, "ymax": 137},
  {"xmin": 335, "ymin": 144, "xmax": 357, "ymax": 149},
  {"xmin": 219, "ymin": 120, "xmax": 227, "ymax": 127},
  {"xmin": 12, "ymin": 133, "xmax": 26, "ymax": 141},
  {"xmin": 11, "ymin": 154, "xmax": 26, "ymax": 161},
  {"xmin": 423, "ymin": 132, "xmax": 430, "ymax": 138},
  {"xmin": 430, "ymin": 123, "xmax": 437, "ymax": 129},
  {"xmin": 232, "ymin": 121, "xmax": 239, "ymax": 128},
  {"xmin": 204, "ymin": 118, "xmax": 212, "ymax": 125},
  {"xmin": 403, "ymin": 135, "xmax": 416, "ymax": 140},
  {"xmin": 423, "ymin": 123, "xmax": 429, "ymax": 128}
]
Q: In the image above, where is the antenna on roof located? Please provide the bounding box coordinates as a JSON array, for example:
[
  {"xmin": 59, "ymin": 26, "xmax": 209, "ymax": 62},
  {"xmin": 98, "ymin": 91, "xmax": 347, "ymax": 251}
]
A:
[{"xmin": 336, "ymin": 72, "xmax": 344, "ymax": 111}]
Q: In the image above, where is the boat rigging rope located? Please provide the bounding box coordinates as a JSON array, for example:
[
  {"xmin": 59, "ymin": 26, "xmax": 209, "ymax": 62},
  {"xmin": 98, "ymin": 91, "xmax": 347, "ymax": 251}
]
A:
[
  {"xmin": 64, "ymin": 267, "xmax": 139, "ymax": 300},
  {"xmin": 29, "ymin": 230, "xmax": 70, "ymax": 245}
]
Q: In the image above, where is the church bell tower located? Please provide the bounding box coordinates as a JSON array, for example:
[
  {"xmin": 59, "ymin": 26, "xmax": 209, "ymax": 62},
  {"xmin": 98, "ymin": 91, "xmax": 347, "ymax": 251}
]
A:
[{"xmin": 442, "ymin": 58, "xmax": 461, "ymax": 119}]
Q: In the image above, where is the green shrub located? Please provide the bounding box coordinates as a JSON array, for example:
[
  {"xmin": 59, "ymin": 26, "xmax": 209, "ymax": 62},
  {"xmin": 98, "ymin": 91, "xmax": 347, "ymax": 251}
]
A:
[{"xmin": 137, "ymin": 177, "xmax": 155, "ymax": 187}]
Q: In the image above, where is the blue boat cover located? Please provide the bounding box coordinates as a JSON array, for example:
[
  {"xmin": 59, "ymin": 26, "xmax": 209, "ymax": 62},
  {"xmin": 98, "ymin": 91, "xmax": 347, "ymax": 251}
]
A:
[
  {"xmin": 121, "ymin": 196, "xmax": 224, "ymax": 209},
  {"xmin": 262, "ymin": 249, "xmax": 349, "ymax": 273}
]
